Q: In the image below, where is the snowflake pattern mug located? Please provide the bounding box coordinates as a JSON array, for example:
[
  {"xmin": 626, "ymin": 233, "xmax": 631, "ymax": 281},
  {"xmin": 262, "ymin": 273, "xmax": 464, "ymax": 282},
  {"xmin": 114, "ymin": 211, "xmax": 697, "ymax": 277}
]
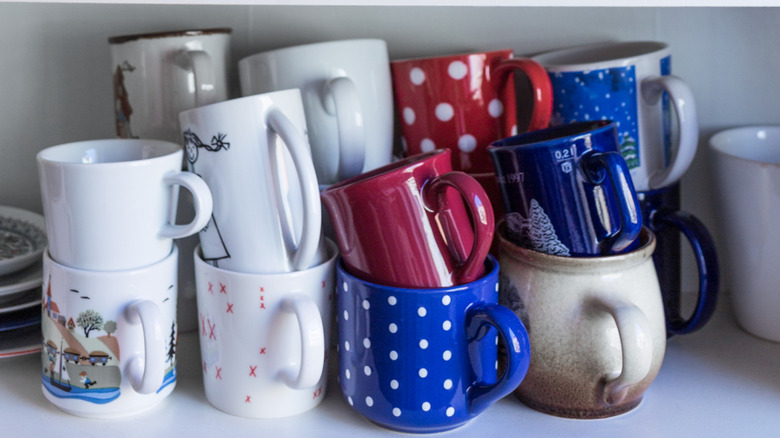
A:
[{"xmin": 488, "ymin": 120, "xmax": 642, "ymax": 257}]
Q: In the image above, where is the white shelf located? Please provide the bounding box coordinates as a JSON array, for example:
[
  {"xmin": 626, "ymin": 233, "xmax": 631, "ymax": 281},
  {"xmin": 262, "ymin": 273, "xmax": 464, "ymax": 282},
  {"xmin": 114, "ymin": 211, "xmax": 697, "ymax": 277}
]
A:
[{"xmin": 3, "ymin": 293, "xmax": 780, "ymax": 436}]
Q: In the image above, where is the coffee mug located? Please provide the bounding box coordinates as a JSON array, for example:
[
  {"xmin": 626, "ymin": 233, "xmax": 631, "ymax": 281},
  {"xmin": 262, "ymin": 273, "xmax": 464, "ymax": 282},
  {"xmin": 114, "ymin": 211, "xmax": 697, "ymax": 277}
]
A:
[
  {"xmin": 194, "ymin": 239, "xmax": 336, "ymax": 418},
  {"xmin": 321, "ymin": 149, "xmax": 494, "ymax": 288},
  {"xmin": 109, "ymin": 28, "xmax": 231, "ymax": 143},
  {"xmin": 488, "ymin": 120, "xmax": 642, "ymax": 257},
  {"xmin": 179, "ymin": 89, "xmax": 323, "ymax": 274},
  {"xmin": 498, "ymin": 224, "xmax": 666, "ymax": 418},
  {"xmin": 534, "ymin": 41, "xmax": 698, "ymax": 191},
  {"xmin": 710, "ymin": 126, "xmax": 780, "ymax": 342},
  {"xmin": 391, "ymin": 49, "xmax": 553, "ymax": 173},
  {"xmin": 638, "ymin": 183, "xmax": 719, "ymax": 336},
  {"xmin": 37, "ymin": 139, "xmax": 213, "ymax": 271},
  {"xmin": 337, "ymin": 255, "xmax": 530, "ymax": 433},
  {"xmin": 41, "ymin": 246, "xmax": 178, "ymax": 418},
  {"xmin": 239, "ymin": 39, "xmax": 394, "ymax": 185}
]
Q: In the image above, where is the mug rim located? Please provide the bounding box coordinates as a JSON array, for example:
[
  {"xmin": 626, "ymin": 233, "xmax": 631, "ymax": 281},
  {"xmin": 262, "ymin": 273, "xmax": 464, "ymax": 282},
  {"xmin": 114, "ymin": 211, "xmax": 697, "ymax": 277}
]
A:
[
  {"xmin": 488, "ymin": 120, "xmax": 615, "ymax": 151},
  {"xmin": 37, "ymin": 138, "xmax": 182, "ymax": 167},
  {"xmin": 238, "ymin": 38, "xmax": 387, "ymax": 65},
  {"xmin": 108, "ymin": 27, "xmax": 232, "ymax": 45},
  {"xmin": 709, "ymin": 125, "xmax": 780, "ymax": 166},
  {"xmin": 178, "ymin": 88, "xmax": 302, "ymax": 118},
  {"xmin": 533, "ymin": 40, "xmax": 670, "ymax": 69},
  {"xmin": 390, "ymin": 48, "xmax": 513, "ymax": 65},
  {"xmin": 44, "ymin": 245, "xmax": 179, "ymax": 276}
]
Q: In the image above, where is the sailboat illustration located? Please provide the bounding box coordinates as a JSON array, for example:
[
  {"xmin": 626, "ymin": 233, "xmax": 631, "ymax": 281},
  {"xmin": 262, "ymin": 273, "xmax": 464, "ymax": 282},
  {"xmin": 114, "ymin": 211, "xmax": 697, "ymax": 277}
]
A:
[{"xmin": 46, "ymin": 340, "xmax": 72, "ymax": 392}]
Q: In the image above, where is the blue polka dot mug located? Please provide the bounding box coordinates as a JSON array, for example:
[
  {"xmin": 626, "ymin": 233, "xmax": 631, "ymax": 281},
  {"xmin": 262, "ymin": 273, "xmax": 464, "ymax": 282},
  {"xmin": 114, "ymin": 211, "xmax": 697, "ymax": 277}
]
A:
[{"xmin": 337, "ymin": 255, "xmax": 530, "ymax": 433}]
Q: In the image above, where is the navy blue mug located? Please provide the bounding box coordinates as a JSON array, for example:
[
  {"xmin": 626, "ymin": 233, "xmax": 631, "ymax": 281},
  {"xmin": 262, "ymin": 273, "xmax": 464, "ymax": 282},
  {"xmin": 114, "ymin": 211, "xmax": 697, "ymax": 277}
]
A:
[
  {"xmin": 488, "ymin": 120, "xmax": 642, "ymax": 257},
  {"xmin": 638, "ymin": 183, "xmax": 719, "ymax": 336}
]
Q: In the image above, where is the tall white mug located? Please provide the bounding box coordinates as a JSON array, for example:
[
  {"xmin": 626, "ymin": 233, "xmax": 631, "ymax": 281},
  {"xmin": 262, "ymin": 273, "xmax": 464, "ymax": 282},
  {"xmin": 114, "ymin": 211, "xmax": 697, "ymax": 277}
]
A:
[
  {"xmin": 238, "ymin": 39, "xmax": 394, "ymax": 185},
  {"xmin": 178, "ymin": 90, "xmax": 323, "ymax": 274}
]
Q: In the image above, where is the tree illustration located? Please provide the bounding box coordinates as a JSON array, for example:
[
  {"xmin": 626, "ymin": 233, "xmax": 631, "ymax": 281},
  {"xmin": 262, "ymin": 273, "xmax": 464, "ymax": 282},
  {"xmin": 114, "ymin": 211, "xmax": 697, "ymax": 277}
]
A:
[
  {"xmin": 103, "ymin": 320, "xmax": 117, "ymax": 337},
  {"xmin": 620, "ymin": 134, "xmax": 640, "ymax": 169},
  {"xmin": 166, "ymin": 321, "xmax": 176, "ymax": 364},
  {"xmin": 76, "ymin": 310, "xmax": 104, "ymax": 338},
  {"xmin": 525, "ymin": 200, "xmax": 571, "ymax": 256}
]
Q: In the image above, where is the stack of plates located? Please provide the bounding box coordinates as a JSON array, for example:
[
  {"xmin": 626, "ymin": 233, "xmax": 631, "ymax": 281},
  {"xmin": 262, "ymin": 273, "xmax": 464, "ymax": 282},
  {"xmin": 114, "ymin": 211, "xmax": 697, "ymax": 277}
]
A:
[{"xmin": 0, "ymin": 206, "xmax": 46, "ymax": 358}]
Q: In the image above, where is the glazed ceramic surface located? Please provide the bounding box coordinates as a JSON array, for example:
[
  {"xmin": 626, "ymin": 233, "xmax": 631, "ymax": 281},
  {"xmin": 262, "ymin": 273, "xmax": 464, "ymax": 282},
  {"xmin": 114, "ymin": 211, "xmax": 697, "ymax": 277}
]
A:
[
  {"xmin": 637, "ymin": 183, "xmax": 719, "ymax": 336},
  {"xmin": 710, "ymin": 126, "xmax": 780, "ymax": 342},
  {"xmin": 337, "ymin": 255, "xmax": 530, "ymax": 433},
  {"xmin": 40, "ymin": 247, "xmax": 178, "ymax": 418},
  {"xmin": 37, "ymin": 139, "xmax": 212, "ymax": 271},
  {"xmin": 320, "ymin": 149, "xmax": 494, "ymax": 288},
  {"xmin": 534, "ymin": 41, "xmax": 698, "ymax": 191},
  {"xmin": 489, "ymin": 120, "xmax": 641, "ymax": 257},
  {"xmin": 498, "ymin": 225, "xmax": 665, "ymax": 418},
  {"xmin": 194, "ymin": 240, "xmax": 336, "ymax": 418},
  {"xmin": 239, "ymin": 39, "xmax": 394, "ymax": 185},
  {"xmin": 109, "ymin": 28, "xmax": 231, "ymax": 143},
  {"xmin": 0, "ymin": 205, "xmax": 47, "ymax": 276},
  {"xmin": 391, "ymin": 49, "xmax": 552, "ymax": 173},
  {"xmin": 179, "ymin": 90, "xmax": 324, "ymax": 274}
]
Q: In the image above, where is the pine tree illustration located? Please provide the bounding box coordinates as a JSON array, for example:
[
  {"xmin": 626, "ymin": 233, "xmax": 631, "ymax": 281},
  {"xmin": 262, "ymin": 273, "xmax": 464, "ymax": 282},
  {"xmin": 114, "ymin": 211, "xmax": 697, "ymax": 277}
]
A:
[
  {"xmin": 166, "ymin": 321, "xmax": 176, "ymax": 364},
  {"xmin": 525, "ymin": 200, "xmax": 571, "ymax": 256},
  {"xmin": 620, "ymin": 134, "xmax": 640, "ymax": 169}
]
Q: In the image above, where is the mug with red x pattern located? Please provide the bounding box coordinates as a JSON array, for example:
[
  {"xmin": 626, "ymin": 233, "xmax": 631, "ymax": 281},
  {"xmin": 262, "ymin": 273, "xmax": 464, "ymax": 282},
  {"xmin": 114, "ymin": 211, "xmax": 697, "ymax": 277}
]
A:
[{"xmin": 193, "ymin": 239, "xmax": 337, "ymax": 418}]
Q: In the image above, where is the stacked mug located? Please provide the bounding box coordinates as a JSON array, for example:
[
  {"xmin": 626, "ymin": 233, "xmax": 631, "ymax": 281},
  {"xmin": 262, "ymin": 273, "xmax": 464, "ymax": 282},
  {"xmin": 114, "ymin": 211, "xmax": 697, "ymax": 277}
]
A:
[
  {"xmin": 36, "ymin": 138, "xmax": 214, "ymax": 417},
  {"xmin": 320, "ymin": 149, "xmax": 531, "ymax": 433}
]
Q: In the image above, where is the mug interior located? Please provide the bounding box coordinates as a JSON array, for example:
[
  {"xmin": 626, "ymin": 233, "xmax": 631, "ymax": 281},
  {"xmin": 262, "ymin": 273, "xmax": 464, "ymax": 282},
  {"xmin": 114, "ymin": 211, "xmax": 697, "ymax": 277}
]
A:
[
  {"xmin": 38, "ymin": 139, "xmax": 181, "ymax": 165},
  {"xmin": 709, "ymin": 126, "xmax": 780, "ymax": 165},
  {"xmin": 490, "ymin": 120, "xmax": 613, "ymax": 149},
  {"xmin": 534, "ymin": 41, "xmax": 667, "ymax": 66},
  {"xmin": 322, "ymin": 149, "xmax": 447, "ymax": 193}
]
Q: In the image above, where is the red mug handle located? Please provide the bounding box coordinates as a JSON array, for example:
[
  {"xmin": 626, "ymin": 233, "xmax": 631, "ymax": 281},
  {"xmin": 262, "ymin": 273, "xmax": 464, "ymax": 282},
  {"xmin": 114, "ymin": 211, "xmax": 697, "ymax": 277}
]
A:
[
  {"xmin": 492, "ymin": 57, "xmax": 553, "ymax": 132},
  {"xmin": 424, "ymin": 171, "xmax": 495, "ymax": 285}
]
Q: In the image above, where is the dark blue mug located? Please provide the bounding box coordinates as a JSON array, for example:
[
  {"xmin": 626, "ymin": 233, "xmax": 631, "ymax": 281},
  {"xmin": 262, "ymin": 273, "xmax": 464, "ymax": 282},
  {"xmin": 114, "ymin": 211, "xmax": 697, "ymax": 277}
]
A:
[
  {"xmin": 488, "ymin": 120, "xmax": 642, "ymax": 257},
  {"xmin": 638, "ymin": 183, "xmax": 719, "ymax": 336},
  {"xmin": 337, "ymin": 255, "xmax": 530, "ymax": 433}
]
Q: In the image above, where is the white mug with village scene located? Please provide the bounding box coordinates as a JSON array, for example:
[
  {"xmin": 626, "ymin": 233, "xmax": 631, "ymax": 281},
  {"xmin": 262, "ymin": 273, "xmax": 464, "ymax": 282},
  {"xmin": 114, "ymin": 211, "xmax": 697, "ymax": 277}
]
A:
[{"xmin": 40, "ymin": 247, "xmax": 178, "ymax": 418}]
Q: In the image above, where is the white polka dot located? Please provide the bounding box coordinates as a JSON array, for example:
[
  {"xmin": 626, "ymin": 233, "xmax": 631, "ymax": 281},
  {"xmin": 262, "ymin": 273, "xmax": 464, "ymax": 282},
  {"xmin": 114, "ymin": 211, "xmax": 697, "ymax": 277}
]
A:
[
  {"xmin": 418, "ymin": 307, "xmax": 427, "ymax": 317},
  {"xmin": 393, "ymin": 407, "xmax": 402, "ymax": 417},
  {"xmin": 403, "ymin": 107, "xmax": 416, "ymax": 125},
  {"xmin": 344, "ymin": 341, "xmax": 350, "ymax": 351},
  {"xmin": 458, "ymin": 134, "xmax": 477, "ymax": 153},
  {"xmin": 420, "ymin": 138, "xmax": 435, "ymax": 153},
  {"xmin": 511, "ymin": 125, "xmax": 518, "ymax": 135},
  {"xmin": 364, "ymin": 366, "xmax": 372, "ymax": 376},
  {"xmin": 345, "ymin": 369, "xmax": 351, "ymax": 379},
  {"xmin": 444, "ymin": 379, "xmax": 453, "ymax": 390},
  {"xmin": 419, "ymin": 339, "xmax": 428, "ymax": 349},
  {"xmin": 363, "ymin": 338, "xmax": 371, "ymax": 348},
  {"xmin": 419, "ymin": 368, "xmax": 428, "ymax": 378},
  {"xmin": 362, "ymin": 299, "xmax": 370, "ymax": 310},
  {"xmin": 446, "ymin": 407, "xmax": 455, "ymax": 417},
  {"xmin": 422, "ymin": 402, "xmax": 431, "ymax": 411},
  {"xmin": 488, "ymin": 99, "xmax": 504, "ymax": 118},
  {"xmin": 410, "ymin": 67, "xmax": 425, "ymax": 85},
  {"xmin": 442, "ymin": 295, "xmax": 451, "ymax": 305},
  {"xmin": 343, "ymin": 310, "xmax": 349, "ymax": 321},
  {"xmin": 388, "ymin": 296, "xmax": 397, "ymax": 306},
  {"xmin": 389, "ymin": 323, "xmax": 398, "ymax": 333},
  {"xmin": 366, "ymin": 396, "xmax": 374, "ymax": 407},
  {"xmin": 390, "ymin": 379, "xmax": 399, "ymax": 389},
  {"xmin": 348, "ymin": 396, "xmax": 354, "ymax": 406},
  {"xmin": 448, "ymin": 61, "xmax": 468, "ymax": 80},
  {"xmin": 435, "ymin": 103, "xmax": 454, "ymax": 122},
  {"xmin": 390, "ymin": 350, "xmax": 398, "ymax": 360},
  {"xmin": 343, "ymin": 282, "xmax": 348, "ymax": 292},
  {"xmin": 443, "ymin": 350, "xmax": 452, "ymax": 361},
  {"xmin": 442, "ymin": 320, "xmax": 452, "ymax": 331}
]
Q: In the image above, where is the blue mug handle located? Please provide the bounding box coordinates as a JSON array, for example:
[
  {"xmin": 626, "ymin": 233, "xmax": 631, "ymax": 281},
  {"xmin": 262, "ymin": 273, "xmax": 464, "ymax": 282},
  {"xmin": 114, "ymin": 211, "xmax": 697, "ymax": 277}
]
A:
[
  {"xmin": 651, "ymin": 209, "xmax": 719, "ymax": 335},
  {"xmin": 581, "ymin": 151, "xmax": 643, "ymax": 254},
  {"xmin": 465, "ymin": 303, "xmax": 531, "ymax": 415}
]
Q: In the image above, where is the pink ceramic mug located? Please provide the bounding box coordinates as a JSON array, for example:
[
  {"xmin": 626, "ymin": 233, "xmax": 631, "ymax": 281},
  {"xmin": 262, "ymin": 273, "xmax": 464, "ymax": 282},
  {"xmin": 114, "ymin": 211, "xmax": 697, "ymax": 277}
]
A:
[
  {"xmin": 320, "ymin": 149, "xmax": 494, "ymax": 288},
  {"xmin": 390, "ymin": 49, "xmax": 552, "ymax": 174}
]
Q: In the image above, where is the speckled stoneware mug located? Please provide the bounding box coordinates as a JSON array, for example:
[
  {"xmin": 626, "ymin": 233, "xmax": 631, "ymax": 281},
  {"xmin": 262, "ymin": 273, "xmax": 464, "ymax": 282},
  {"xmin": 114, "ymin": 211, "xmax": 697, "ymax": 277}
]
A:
[{"xmin": 498, "ymin": 223, "xmax": 666, "ymax": 419}]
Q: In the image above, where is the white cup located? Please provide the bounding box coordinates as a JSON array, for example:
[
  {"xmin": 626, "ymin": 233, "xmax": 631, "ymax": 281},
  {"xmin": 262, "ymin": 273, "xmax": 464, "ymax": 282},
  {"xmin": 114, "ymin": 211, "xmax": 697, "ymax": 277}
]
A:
[
  {"xmin": 37, "ymin": 139, "xmax": 212, "ymax": 271},
  {"xmin": 41, "ymin": 246, "xmax": 179, "ymax": 418},
  {"xmin": 178, "ymin": 90, "xmax": 322, "ymax": 274},
  {"xmin": 710, "ymin": 126, "xmax": 780, "ymax": 342},
  {"xmin": 238, "ymin": 39, "xmax": 394, "ymax": 185},
  {"xmin": 109, "ymin": 28, "xmax": 232, "ymax": 143},
  {"xmin": 194, "ymin": 239, "xmax": 337, "ymax": 418}
]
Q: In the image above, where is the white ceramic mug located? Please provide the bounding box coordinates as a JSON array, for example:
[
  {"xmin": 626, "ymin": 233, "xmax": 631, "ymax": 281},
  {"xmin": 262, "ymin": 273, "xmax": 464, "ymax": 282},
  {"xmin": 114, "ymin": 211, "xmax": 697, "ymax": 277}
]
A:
[
  {"xmin": 178, "ymin": 89, "xmax": 322, "ymax": 274},
  {"xmin": 109, "ymin": 28, "xmax": 232, "ymax": 143},
  {"xmin": 534, "ymin": 41, "xmax": 698, "ymax": 191},
  {"xmin": 194, "ymin": 239, "xmax": 337, "ymax": 418},
  {"xmin": 40, "ymin": 246, "xmax": 178, "ymax": 418},
  {"xmin": 238, "ymin": 39, "xmax": 394, "ymax": 185},
  {"xmin": 710, "ymin": 126, "xmax": 780, "ymax": 342},
  {"xmin": 37, "ymin": 139, "xmax": 212, "ymax": 271}
]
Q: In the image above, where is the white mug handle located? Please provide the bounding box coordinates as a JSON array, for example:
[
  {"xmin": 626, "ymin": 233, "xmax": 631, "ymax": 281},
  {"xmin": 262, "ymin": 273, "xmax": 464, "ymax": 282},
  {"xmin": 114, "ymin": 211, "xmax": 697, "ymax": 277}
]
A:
[
  {"xmin": 125, "ymin": 299, "xmax": 166, "ymax": 394},
  {"xmin": 641, "ymin": 75, "xmax": 699, "ymax": 189},
  {"xmin": 159, "ymin": 171, "xmax": 213, "ymax": 240},
  {"xmin": 322, "ymin": 76, "xmax": 365, "ymax": 181},
  {"xmin": 186, "ymin": 49, "xmax": 218, "ymax": 107},
  {"xmin": 594, "ymin": 295, "xmax": 654, "ymax": 406},
  {"xmin": 266, "ymin": 107, "xmax": 322, "ymax": 271},
  {"xmin": 276, "ymin": 293, "xmax": 325, "ymax": 389}
]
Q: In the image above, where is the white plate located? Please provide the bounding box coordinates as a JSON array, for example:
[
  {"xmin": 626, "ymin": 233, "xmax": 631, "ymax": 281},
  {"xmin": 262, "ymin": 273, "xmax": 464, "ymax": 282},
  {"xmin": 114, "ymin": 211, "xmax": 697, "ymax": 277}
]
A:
[
  {"xmin": 0, "ymin": 205, "xmax": 47, "ymax": 276},
  {"xmin": 0, "ymin": 260, "xmax": 43, "ymax": 298},
  {"xmin": 0, "ymin": 288, "xmax": 40, "ymax": 314}
]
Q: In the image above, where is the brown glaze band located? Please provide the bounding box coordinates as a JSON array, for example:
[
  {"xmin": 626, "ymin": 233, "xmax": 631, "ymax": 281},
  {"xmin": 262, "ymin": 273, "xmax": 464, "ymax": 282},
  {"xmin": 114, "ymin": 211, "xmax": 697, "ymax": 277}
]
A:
[{"xmin": 108, "ymin": 28, "xmax": 232, "ymax": 45}]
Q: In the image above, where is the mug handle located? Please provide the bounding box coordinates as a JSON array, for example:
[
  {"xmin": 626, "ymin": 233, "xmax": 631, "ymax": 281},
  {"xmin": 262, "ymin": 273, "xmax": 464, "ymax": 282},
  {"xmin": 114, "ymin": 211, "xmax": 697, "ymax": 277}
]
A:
[
  {"xmin": 592, "ymin": 295, "xmax": 654, "ymax": 406},
  {"xmin": 651, "ymin": 209, "xmax": 720, "ymax": 335},
  {"xmin": 465, "ymin": 303, "xmax": 531, "ymax": 415},
  {"xmin": 186, "ymin": 49, "xmax": 219, "ymax": 107},
  {"xmin": 492, "ymin": 58, "xmax": 554, "ymax": 131},
  {"xmin": 125, "ymin": 299, "xmax": 166, "ymax": 394},
  {"xmin": 581, "ymin": 151, "xmax": 643, "ymax": 253},
  {"xmin": 424, "ymin": 171, "xmax": 495, "ymax": 285},
  {"xmin": 266, "ymin": 107, "xmax": 322, "ymax": 271},
  {"xmin": 159, "ymin": 172, "xmax": 214, "ymax": 240},
  {"xmin": 276, "ymin": 293, "xmax": 326, "ymax": 389},
  {"xmin": 641, "ymin": 75, "xmax": 699, "ymax": 189},
  {"xmin": 322, "ymin": 76, "xmax": 366, "ymax": 181}
]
